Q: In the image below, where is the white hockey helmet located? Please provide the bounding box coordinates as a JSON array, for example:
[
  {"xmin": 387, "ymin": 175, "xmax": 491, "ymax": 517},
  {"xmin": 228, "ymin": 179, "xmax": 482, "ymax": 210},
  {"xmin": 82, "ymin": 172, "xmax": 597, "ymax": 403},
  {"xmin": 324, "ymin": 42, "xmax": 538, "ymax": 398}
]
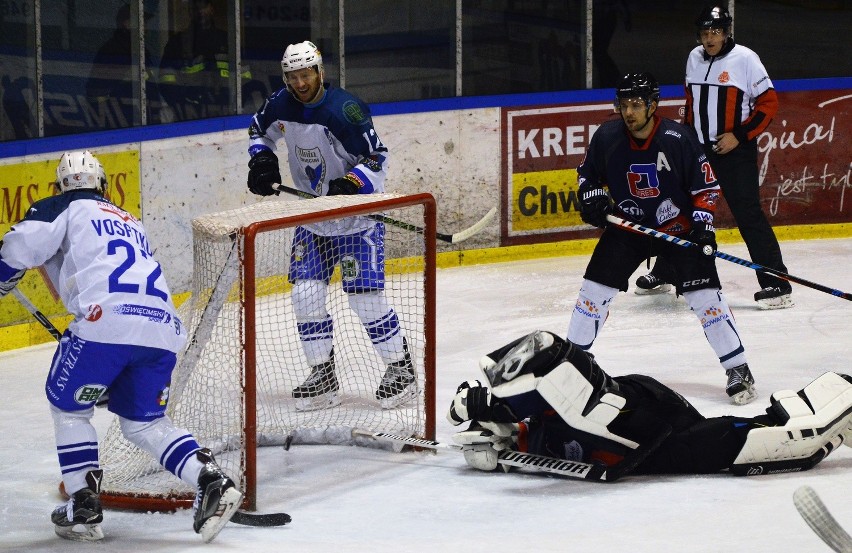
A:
[
  {"xmin": 55, "ymin": 150, "xmax": 107, "ymax": 193},
  {"xmin": 281, "ymin": 40, "xmax": 324, "ymax": 83}
]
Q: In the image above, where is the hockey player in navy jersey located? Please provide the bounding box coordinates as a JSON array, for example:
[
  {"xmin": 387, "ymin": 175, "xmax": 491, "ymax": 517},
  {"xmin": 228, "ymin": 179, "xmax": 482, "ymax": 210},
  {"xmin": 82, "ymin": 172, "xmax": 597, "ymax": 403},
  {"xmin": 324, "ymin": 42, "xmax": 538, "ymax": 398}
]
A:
[
  {"xmin": 446, "ymin": 331, "xmax": 852, "ymax": 479},
  {"xmin": 245, "ymin": 40, "xmax": 415, "ymax": 411},
  {"xmin": 571, "ymin": 72, "xmax": 756, "ymax": 405},
  {"xmin": 0, "ymin": 151, "xmax": 241, "ymax": 542}
]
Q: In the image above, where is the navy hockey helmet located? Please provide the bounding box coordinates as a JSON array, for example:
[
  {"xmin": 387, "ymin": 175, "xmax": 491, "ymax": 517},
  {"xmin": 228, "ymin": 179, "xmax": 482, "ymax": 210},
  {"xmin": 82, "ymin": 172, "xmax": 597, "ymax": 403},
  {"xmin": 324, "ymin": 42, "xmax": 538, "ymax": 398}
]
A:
[
  {"xmin": 615, "ymin": 72, "xmax": 660, "ymax": 108},
  {"xmin": 695, "ymin": 5, "xmax": 732, "ymax": 31}
]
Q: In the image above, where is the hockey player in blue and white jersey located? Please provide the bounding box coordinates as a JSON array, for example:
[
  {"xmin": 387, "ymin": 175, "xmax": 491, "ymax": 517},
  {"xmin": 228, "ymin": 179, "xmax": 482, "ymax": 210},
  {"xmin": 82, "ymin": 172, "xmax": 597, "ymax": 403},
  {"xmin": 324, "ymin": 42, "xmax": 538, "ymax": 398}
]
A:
[
  {"xmin": 245, "ymin": 40, "xmax": 415, "ymax": 411},
  {"xmin": 0, "ymin": 151, "xmax": 241, "ymax": 543},
  {"xmin": 572, "ymin": 72, "xmax": 756, "ymax": 405}
]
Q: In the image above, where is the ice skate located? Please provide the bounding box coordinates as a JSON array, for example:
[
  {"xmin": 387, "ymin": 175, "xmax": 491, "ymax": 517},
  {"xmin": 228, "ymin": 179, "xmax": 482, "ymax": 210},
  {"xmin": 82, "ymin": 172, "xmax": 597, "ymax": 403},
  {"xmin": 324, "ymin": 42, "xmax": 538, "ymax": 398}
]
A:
[
  {"xmin": 726, "ymin": 364, "xmax": 757, "ymax": 405},
  {"xmin": 51, "ymin": 469, "xmax": 104, "ymax": 542},
  {"xmin": 293, "ymin": 350, "xmax": 341, "ymax": 411},
  {"xmin": 193, "ymin": 448, "xmax": 242, "ymax": 543},
  {"xmin": 754, "ymin": 285, "xmax": 794, "ymax": 310},
  {"xmin": 634, "ymin": 272, "xmax": 672, "ymax": 295},
  {"xmin": 376, "ymin": 340, "xmax": 416, "ymax": 409}
]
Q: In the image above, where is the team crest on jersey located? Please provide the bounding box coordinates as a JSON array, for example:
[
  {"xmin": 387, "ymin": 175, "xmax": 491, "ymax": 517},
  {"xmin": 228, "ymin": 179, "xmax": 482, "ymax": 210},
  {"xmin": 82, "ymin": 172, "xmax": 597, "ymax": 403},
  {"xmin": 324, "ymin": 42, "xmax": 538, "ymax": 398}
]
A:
[
  {"xmin": 342, "ymin": 100, "xmax": 367, "ymax": 125},
  {"xmin": 294, "ymin": 241, "xmax": 306, "ymax": 262},
  {"xmin": 718, "ymin": 71, "xmax": 730, "ymax": 84},
  {"xmin": 157, "ymin": 383, "xmax": 171, "ymax": 406},
  {"xmin": 74, "ymin": 384, "xmax": 108, "ymax": 405},
  {"xmin": 626, "ymin": 163, "xmax": 661, "ymax": 198},
  {"xmin": 297, "ymin": 146, "xmax": 325, "ymax": 193},
  {"xmin": 86, "ymin": 304, "xmax": 103, "ymax": 321},
  {"xmin": 656, "ymin": 199, "xmax": 680, "ymax": 224},
  {"xmin": 340, "ymin": 255, "xmax": 359, "ymax": 282}
]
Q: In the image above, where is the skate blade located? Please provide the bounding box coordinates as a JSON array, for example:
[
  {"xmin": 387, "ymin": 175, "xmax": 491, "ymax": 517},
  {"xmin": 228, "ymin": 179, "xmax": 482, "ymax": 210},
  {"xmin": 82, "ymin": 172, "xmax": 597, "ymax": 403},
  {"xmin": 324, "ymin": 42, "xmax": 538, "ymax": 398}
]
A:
[
  {"xmin": 729, "ymin": 385, "xmax": 758, "ymax": 406},
  {"xmin": 634, "ymin": 284, "xmax": 672, "ymax": 296},
  {"xmin": 55, "ymin": 522, "xmax": 104, "ymax": 542},
  {"xmin": 378, "ymin": 385, "xmax": 417, "ymax": 410},
  {"xmin": 756, "ymin": 295, "xmax": 794, "ymax": 310},
  {"xmin": 294, "ymin": 391, "xmax": 341, "ymax": 412},
  {"xmin": 200, "ymin": 487, "xmax": 243, "ymax": 543}
]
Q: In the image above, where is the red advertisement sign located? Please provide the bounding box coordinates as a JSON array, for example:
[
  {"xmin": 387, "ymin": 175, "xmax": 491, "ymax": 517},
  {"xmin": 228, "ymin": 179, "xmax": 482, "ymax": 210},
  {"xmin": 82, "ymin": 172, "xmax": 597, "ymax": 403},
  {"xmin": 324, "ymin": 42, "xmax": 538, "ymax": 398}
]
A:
[{"xmin": 501, "ymin": 90, "xmax": 851, "ymax": 246}]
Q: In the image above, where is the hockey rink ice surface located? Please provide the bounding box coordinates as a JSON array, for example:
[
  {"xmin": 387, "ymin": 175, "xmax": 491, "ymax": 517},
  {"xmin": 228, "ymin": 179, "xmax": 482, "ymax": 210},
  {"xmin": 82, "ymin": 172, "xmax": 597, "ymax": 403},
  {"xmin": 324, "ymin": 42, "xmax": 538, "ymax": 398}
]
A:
[{"xmin": 2, "ymin": 237, "xmax": 851, "ymax": 552}]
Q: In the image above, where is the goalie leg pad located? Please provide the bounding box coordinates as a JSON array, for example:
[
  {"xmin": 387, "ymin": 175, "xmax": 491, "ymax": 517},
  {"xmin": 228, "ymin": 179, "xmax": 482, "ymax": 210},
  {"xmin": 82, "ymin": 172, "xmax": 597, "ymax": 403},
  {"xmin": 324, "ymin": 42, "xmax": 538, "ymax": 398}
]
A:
[{"xmin": 732, "ymin": 372, "xmax": 852, "ymax": 469}]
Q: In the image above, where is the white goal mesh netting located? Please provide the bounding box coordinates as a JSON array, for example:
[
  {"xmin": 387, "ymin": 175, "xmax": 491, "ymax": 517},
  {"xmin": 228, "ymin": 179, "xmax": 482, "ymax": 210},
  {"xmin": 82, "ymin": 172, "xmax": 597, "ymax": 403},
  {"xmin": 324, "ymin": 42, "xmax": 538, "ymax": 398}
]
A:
[{"xmin": 97, "ymin": 193, "xmax": 434, "ymax": 506}]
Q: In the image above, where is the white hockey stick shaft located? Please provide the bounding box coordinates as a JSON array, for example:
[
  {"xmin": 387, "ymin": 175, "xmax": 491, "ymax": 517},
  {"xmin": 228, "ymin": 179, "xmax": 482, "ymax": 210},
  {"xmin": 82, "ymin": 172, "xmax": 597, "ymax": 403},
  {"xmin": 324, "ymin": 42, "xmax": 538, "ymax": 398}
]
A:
[
  {"xmin": 272, "ymin": 183, "xmax": 495, "ymax": 244},
  {"xmin": 353, "ymin": 429, "xmax": 611, "ymax": 481},
  {"xmin": 793, "ymin": 486, "xmax": 852, "ymax": 553},
  {"xmin": 11, "ymin": 287, "xmax": 63, "ymax": 341},
  {"xmin": 605, "ymin": 214, "xmax": 852, "ymax": 301}
]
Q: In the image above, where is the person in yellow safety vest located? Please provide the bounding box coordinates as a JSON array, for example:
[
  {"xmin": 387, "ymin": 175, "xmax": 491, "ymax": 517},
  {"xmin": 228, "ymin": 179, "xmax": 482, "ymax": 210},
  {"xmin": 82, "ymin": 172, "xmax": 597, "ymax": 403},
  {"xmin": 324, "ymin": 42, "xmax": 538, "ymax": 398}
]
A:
[{"xmin": 159, "ymin": 0, "xmax": 251, "ymax": 120}]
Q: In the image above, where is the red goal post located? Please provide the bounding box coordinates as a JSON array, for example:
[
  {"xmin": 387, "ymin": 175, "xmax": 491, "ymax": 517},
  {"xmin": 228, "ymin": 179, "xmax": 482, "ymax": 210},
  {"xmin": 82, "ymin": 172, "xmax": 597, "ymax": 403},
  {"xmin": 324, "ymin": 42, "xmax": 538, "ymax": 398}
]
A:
[{"xmin": 95, "ymin": 192, "xmax": 437, "ymax": 512}]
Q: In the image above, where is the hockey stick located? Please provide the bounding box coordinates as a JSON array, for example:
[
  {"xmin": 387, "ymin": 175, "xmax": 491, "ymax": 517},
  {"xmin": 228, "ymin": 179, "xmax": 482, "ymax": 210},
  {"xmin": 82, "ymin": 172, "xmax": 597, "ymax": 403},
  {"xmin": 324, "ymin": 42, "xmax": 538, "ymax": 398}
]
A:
[
  {"xmin": 12, "ymin": 288, "xmax": 290, "ymax": 528},
  {"xmin": 605, "ymin": 214, "xmax": 852, "ymax": 302},
  {"xmin": 272, "ymin": 183, "xmax": 496, "ymax": 244},
  {"xmin": 793, "ymin": 485, "xmax": 852, "ymax": 553},
  {"xmin": 11, "ymin": 287, "xmax": 63, "ymax": 340},
  {"xmin": 353, "ymin": 429, "xmax": 613, "ymax": 481}
]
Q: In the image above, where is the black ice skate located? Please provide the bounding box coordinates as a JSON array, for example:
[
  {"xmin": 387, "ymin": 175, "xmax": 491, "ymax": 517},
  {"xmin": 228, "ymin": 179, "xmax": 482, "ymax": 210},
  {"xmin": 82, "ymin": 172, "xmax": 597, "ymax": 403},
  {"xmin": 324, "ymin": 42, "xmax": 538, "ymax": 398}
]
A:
[
  {"xmin": 754, "ymin": 285, "xmax": 794, "ymax": 310},
  {"xmin": 376, "ymin": 340, "xmax": 417, "ymax": 409},
  {"xmin": 51, "ymin": 469, "xmax": 104, "ymax": 542},
  {"xmin": 726, "ymin": 364, "xmax": 757, "ymax": 405},
  {"xmin": 293, "ymin": 349, "xmax": 341, "ymax": 411},
  {"xmin": 193, "ymin": 448, "xmax": 242, "ymax": 543},
  {"xmin": 634, "ymin": 272, "xmax": 672, "ymax": 295}
]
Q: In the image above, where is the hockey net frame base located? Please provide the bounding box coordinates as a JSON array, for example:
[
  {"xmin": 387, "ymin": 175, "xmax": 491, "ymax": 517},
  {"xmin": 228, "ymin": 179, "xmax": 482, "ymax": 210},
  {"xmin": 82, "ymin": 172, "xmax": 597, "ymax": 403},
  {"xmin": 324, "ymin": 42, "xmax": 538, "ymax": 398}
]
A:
[{"xmin": 94, "ymin": 193, "xmax": 436, "ymax": 511}]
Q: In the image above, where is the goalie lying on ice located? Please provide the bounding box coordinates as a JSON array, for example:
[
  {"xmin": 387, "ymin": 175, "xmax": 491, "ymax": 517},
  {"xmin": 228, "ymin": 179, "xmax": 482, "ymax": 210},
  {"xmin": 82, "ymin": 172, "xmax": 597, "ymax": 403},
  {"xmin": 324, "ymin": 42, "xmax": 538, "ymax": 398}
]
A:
[{"xmin": 446, "ymin": 331, "xmax": 852, "ymax": 477}]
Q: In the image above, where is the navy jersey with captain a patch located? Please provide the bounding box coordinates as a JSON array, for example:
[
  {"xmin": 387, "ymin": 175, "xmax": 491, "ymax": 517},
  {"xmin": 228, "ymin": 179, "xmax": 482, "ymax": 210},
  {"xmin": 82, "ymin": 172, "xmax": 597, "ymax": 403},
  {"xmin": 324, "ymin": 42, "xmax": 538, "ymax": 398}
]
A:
[
  {"xmin": 248, "ymin": 83, "xmax": 389, "ymax": 237},
  {"xmin": 577, "ymin": 115, "xmax": 719, "ymax": 234},
  {"xmin": 0, "ymin": 190, "xmax": 185, "ymax": 353}
]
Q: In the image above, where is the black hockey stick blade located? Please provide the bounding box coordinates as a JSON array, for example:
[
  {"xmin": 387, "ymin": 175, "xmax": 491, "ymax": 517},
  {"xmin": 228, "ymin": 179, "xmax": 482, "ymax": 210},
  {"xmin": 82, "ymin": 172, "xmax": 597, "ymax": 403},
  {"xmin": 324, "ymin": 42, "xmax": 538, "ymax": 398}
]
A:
[
  {"xmin": 606, "ymin": 214, "xmax": 852, "ymax": 301},
  {"xmin": 230, "ymin": 510, "xmax": 292, "ymax": 527},
  {"xmin": 272, "ymin": 183, "xmax": 495, "ymax": 244},
  {"xmin": 11, "ymin": 287, "xmax": 64, "ymax": 340}
]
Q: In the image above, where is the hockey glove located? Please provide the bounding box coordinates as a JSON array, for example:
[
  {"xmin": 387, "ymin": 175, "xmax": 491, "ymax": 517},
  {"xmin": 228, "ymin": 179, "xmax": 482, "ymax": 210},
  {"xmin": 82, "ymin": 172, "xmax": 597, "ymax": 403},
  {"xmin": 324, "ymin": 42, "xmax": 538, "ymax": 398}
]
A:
[
  {"xmin": 327, "ymin": 176, "xmax": 360, "ymax": 196},
  {"xmin": 446, "ymin": 380, "xmax": 518, "ymax": 425},
  {"xmin": 247, "ymin": 150, "xmax": 281, "ymax": 196},
  {"xmin": 578, "ymin": 186, "xmax": 611, "ymax": 228},
  {"xmin": 688, "ymin": 221, "xmax": 717, "ymax": 256},
  {"xmin": 0, "ymin": 268, "xmax": 25, "ymax": 298}
]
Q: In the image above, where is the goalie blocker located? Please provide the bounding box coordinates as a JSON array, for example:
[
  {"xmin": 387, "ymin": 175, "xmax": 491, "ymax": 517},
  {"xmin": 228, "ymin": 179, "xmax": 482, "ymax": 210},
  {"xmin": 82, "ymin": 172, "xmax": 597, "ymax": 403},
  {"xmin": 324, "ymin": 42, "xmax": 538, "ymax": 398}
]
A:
[{"xmin": 447, "ymin": 331, "xmax": 852, "ymax": 478}]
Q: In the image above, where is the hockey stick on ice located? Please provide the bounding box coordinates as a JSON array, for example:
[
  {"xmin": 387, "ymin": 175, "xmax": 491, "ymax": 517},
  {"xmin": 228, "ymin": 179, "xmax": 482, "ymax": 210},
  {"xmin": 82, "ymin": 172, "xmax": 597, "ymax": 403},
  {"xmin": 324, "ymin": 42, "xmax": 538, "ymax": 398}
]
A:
[
  {"xmin": 12, "ymin": 287, "xmax": 290, "ymax": 528},
  {"xmin": 793, "ymin": 485, "xmax": 852, "ymax": 553},
  {"xmin": 605, "ymin": 214, "xmax": 852, "ymax": 302},
  {"xmin": 353, "ymin": 429, "xmax": 614, "ymax": 481},
  {"xmin": 272, "ymin": 183, "xmax": 496, "ymax": 244},
  {"xmin": 10, "ymin": 287, "xmax": 63, "ymax": 340}
]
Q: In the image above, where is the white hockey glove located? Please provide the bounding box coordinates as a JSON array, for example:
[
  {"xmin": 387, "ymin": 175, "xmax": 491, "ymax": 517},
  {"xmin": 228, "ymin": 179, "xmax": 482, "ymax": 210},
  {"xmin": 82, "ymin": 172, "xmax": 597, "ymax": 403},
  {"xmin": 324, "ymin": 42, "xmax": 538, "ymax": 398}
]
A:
[
  {"xmin": 446, "ymin": 380, "xmax": 517, "ymax": 426},
  {"xmin": 453, "ymin": 421, "xmax": 520, "ymax": 472},
  {"xmin": 0, "ymin": 268, "xmax": 25, "ymax": 299}
]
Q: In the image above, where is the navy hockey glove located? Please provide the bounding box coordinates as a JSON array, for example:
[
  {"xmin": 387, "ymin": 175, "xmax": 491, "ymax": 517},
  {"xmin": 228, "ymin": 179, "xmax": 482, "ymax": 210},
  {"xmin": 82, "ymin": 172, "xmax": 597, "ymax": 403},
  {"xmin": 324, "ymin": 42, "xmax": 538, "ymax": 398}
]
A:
[
  {"xmin": 0, "ymin": 268, "xmax": 25, "ymax": 299},
  {"xmin": 688, "ymin": 221, "xmax": 717, "ymax": 256},
  {"xmin": 327, "ymin": 176, "xmax": 360, "ymax": 196},
  {"xmin": 247, "ymin": 150, "xmax": 281, "ymax": 196},
  {"xmin": 579, "ymin": 186, "xmax": 611, "ymax": 228},
  {"xmin": 446, "ymin": 380, "xmax": 518, "ymax": 425}
]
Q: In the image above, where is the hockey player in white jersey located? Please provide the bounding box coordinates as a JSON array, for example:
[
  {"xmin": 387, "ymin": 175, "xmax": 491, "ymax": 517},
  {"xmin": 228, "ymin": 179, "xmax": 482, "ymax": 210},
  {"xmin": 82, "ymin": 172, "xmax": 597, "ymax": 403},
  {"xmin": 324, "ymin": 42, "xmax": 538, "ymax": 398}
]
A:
[
  {"xmin": 0, "ymin": 151, "xmax": 242, "ymax": 542},
  {"xmin": 447, "ymin": 331, "xmax": 852, "ymax": 479},
  {"xmin": 246, "ymin": 40, "xmax": 416, "ymax": 411}
]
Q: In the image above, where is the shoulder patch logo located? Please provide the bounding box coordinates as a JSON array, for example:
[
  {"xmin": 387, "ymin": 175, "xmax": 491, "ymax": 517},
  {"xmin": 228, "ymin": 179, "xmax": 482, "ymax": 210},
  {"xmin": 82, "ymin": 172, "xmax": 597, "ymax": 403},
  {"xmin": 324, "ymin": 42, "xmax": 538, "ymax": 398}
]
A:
[
  {"xmin": 342, "ymin": 100, "xmax": 366, "ymax": 124},
  {"xmin": 718, "ymin": 71, "xmax": 730, "ymax": 84}
]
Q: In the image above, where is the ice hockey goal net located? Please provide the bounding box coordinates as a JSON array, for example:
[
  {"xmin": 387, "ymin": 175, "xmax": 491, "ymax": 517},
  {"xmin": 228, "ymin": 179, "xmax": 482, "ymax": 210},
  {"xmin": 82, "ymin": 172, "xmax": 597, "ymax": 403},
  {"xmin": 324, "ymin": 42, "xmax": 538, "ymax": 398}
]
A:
[{"xmin": 96, "ymin": 192, "xmax": 436, "ymax": 511}]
